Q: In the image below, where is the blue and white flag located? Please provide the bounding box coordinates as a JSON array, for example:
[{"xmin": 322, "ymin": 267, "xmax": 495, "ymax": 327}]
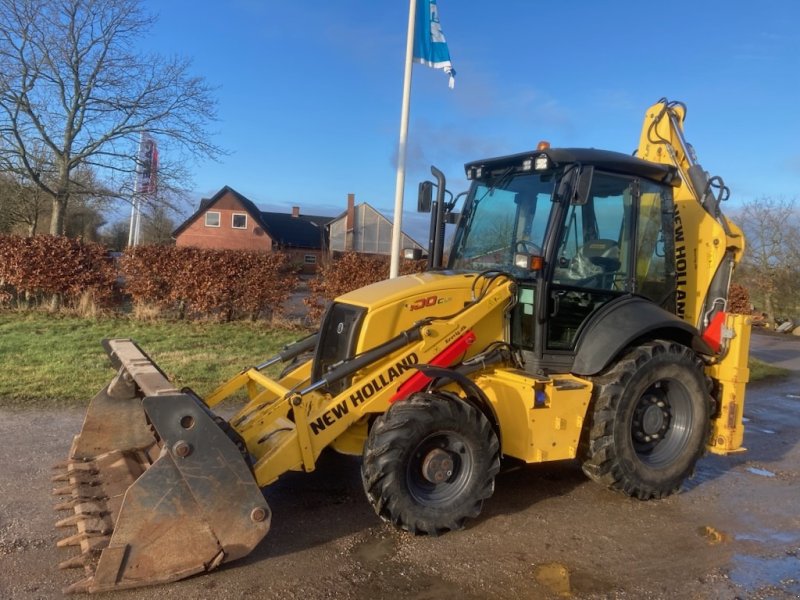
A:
[{"xmin": 413, "ymin": 0, "xmax": 455, "ymax": 88}]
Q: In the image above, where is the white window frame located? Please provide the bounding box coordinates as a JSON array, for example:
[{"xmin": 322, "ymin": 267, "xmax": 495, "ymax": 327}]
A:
[
  {"xmin": 304, "ymin": 254, "xmax": 317, "ymax": 264},
  {"xmin": 231, "ymin": 213, "xmax": 248, "ymax": 229},
  {"xmin": 205, "ymin": 211, "xmax": 220, "ymax": 227}
]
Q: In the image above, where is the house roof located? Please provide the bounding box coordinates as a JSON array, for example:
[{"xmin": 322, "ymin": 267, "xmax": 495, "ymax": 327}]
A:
[
  {"xmin": 172, "ymin": 185, "xmax": 333, "ymax": 249},
  {"xmin": 260, "ymin": 211, "xmax": 329, "ymax": 248},
  {"xmin": 328, "ymin": 201, "xmax": 427, "ymax": 251}
]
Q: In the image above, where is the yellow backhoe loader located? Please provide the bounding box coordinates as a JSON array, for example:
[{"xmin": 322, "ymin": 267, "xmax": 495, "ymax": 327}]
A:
[{"xmin": 53, "ymin": 99, "xmax": 750, "ymax": 593}]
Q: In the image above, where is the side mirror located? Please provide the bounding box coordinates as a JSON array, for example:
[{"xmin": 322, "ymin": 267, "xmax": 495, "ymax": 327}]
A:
[
  {"xmin": 418, "ymin": 181, "xmax": 433, "ymax": 213},
  {"xmin": 574, "ymin": 166, "xmax": 594, "ymax": 205},
  {"xmin": 446, "ymin": 212, "xmax": 460, "ymax": 225}
]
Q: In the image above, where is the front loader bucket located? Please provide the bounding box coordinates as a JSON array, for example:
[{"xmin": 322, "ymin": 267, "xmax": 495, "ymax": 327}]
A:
[{"xmin": 53, "ymin": 339, "xmax": 270, "ymax": 593}]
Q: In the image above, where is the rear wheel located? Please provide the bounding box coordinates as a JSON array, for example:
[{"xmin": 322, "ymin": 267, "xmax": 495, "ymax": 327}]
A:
[
  {"xmin": 581, "ymin": 340, "xmax": 711, "ymax": 499},
  {"xmin": 361, "ymin": 393, "xmax": 500, "ymax": 534}
]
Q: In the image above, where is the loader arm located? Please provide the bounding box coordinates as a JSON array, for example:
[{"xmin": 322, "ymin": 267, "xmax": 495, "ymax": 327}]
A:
[
  {"xmin": 214, "ymin": 275, "xmax": 514, "ymax": 487},
  {"xmin": 53, "ymin": 274, "xmax": 514, "ymax": 593}
]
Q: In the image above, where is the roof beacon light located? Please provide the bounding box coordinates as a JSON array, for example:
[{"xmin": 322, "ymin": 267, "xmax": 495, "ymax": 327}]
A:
[{"xmin": 537, "ymin": 140, "xmax": 550, "ymax": 151}]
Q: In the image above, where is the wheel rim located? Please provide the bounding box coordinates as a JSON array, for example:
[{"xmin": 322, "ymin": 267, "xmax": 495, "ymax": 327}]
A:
[
  {"xmin": 406, "ymin": 431, "xmax": 473, "ymax": 506},
  {"xmin": 631, "ymin": 379, "xmax": 693, "ymax": 468}
]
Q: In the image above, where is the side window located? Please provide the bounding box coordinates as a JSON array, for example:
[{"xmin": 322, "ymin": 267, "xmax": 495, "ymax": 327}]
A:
[
  {"xmin": 547, "ymin": 173, "xmax": 633, "ymax": 351},
  {"xmin": 635, "ymin": 181, "xmax": 673, "ymax": 306},
  {"xmin": 232, "ymin": 213, "xmax": 247, "ymax": 229},
  {"xmin": 553, "ymin": 173, "xmax": 633, "ymax": 291},
  {"xmin": 205, "ymin": 211, "xmax": 220, "ymax": 227}
]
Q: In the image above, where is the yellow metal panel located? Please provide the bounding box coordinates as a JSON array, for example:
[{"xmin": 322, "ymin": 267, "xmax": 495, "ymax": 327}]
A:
[
  {"xmin": 475, "ymin": 370, "xmax": 592, "ymax": 463},
  {"xmin": 636, "ymin": 101, "xmax": 745, "ymax": 329},
  {"xmin": 707, "ymin": 314, "xmax": 751, "ymax": 454}
]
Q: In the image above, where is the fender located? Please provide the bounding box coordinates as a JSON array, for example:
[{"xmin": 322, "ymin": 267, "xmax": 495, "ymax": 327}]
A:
[
  {"xmin": 571, "ymin": 295, "xmax": 713, "ymax": 376},
  {"xmin": 412, "ymin": 365, "xmax": 502, "ymax": 447}
]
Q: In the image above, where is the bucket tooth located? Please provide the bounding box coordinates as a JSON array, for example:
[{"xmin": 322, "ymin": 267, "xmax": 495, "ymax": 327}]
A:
[
  {"xmin": 52, "ymin": 467, "xmax": 98, "ymax": 482},
  {"xmin": 52, "ymin": 460, "xmax": 82, "ymax": 470},
  {"xmin": 55, "ymin": 514, "xmax": 85, "ymax": 528},
  {"xmin": 57, "ymin": 533, "xmax": 89, "ymax": 548},
  {"xmin": 53, "ymin": 492, "xmax": 106, "ymax": 504},
  {"xmin": 54, "ymin": 499, "xmax": 79, "ymax": 511},
  {"xmin": 53, "ymin": 460, "xmax": 95, "ymax": 470},
  {"xmin": 63, "ymin": 578, "xmax": 92, "ymax": 595},
  {"xmin": 52, "ymin": 485, "xmax": 76, "ymax": 496},
  {"xmin": 58, "ymin": 553, "xmax": 92, "ymax": 570},
  {"xmin": 57, "ymin": 531, "xmax": 110, "ymax": 548}
]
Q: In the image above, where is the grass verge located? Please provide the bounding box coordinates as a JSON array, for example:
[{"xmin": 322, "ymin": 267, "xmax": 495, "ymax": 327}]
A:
[
  {"xmin": 0, "ymin": 312, "xmax": 792, "ymax": 407},
  {"xmin": 748, "ymin": 357, "xmax": 791, "ymax": 382},
  {"xmin": 0, "ymin": 312, "xmax": 307, "ymax": 407}
]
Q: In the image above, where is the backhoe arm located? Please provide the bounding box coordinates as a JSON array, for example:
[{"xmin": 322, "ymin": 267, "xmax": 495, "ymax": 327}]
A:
[{"xmin": 637, "ymin": 98, "xmax": 750, "ymax": 455}]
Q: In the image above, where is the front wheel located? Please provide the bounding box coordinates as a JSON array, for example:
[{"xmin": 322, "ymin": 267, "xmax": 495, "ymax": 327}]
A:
[
  {"xmin": 361, "ymin": 393, "xmax": 500, "ymax": 535},
  {"xmin": 581, "ymin": 340, "xmax": 711, "ymax": 499}
]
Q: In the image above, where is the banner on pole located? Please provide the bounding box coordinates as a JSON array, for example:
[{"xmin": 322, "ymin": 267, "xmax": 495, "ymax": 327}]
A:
[
  {"xmin": 413, "ymin": 0, "xmax": 455, "ymax": 88},
  {"xmin": 136, "ymin": 133, "xmax": 158, "ymax": 195}
]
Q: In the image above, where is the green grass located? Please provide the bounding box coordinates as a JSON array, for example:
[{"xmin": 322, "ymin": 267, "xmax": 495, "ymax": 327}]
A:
[
  {"xmin": 0, "ymin": 312, "xmax": 307, "ymax": 407},
  {"xmin": 749, "ymin": 357, "xmax": 791, "ymax": 381},
  {"xmin": 0, "ymin": 312, "xmax": 791, "ymax": 407}
]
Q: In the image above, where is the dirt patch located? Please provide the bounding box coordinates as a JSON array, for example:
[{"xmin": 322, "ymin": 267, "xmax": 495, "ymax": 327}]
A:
[{"xmin": 1, "ymin": 378, "xmax": 799, "ymax": 599}]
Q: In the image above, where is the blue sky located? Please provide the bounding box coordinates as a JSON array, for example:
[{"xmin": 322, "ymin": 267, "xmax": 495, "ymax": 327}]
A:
[{"xmin": 140, "ymin": 0, "xmax": 800, "ymax": 235}]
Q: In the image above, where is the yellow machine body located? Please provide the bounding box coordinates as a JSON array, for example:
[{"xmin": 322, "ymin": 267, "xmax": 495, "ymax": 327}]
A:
[{"xmin": 54, "ymin": 99, "xmax": 751, "ymax": 593}]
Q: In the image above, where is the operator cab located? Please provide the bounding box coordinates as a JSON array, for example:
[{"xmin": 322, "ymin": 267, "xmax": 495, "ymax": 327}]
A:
[{"xmin": 446, "ymin": 146, "xmax": 680, "ymax": 375}]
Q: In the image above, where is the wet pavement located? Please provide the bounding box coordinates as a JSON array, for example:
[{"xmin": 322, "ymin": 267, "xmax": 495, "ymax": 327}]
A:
[{"xmin": 0, "ymin": 333, "xmax": 798, "ymax": 599}]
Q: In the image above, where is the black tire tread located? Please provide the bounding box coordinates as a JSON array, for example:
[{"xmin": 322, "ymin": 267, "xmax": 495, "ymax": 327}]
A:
[
  {"xmin": 361, "ymin": 394, "xmax": 500, "ymax": 535},
  {"xmin": 581, "ymin": 340, "xmax": 711, "ymax": 500}
]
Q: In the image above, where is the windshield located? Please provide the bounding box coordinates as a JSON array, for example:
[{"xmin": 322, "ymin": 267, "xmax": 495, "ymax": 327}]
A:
[{"xmin": 449, "ymin": 171, "xmax": 557, "ymax": 272}]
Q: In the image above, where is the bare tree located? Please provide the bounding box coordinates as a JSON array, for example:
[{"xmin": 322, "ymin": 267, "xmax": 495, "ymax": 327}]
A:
[
  {"xmin": 734, "ymin": 196, "xmax": 800, "ymax": 323},
  {"xmin": 0, "ymin": 172, "xmax": 48, "ymax": 235},
  {"xmin": 139, "ymin": 203, "xmax": 178, "ymax": 245},
  {"xmin": 0, "ymin": 0, "xmax": 221, "ymax": 235}
]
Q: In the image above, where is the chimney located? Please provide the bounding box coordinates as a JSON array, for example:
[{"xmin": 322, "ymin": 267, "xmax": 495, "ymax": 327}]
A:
[
  {"xmin": 346, "ymin": 193, "xmax": 355, "ymax": 231},
  {"xmin": 345, "ymin": 193, "xmax": 355, "ymax": 251},
  {"xmin": 291, "ymin": 206, "xmax": 300, "ymax": 218}
]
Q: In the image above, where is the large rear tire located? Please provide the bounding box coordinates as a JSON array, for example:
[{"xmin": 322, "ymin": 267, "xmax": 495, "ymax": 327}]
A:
[
  {"xmin": 361, "ymin": 393, "xmax": 500, "ymax": 535},
  {"xmin": 580, "ymin": 340, "xmax": 711, "ymax": 499}
]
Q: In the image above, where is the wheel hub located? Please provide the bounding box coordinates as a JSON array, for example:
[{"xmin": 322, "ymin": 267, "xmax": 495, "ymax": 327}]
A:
[
  {"xmin": 421, "ymin": 448, "xmax": 454, "ymax": 484},
  {"xmin": 642, "ymin": 404, "xmax": 665, "ymax": 435},
  {"xmin": 633, "ymin": 390, "xmax": 671, "ymax": 443}
]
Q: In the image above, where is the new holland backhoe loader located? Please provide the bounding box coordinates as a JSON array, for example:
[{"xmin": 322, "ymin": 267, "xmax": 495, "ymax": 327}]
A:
[{"xmin": 53, "ymin": 99, "xmax": 751, "ymax": 593}]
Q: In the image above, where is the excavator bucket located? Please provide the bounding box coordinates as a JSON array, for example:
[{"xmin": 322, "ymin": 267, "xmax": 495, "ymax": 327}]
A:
[{"xmin": 53, "ymin": 339, "xmax": 270, "ymax": 593}]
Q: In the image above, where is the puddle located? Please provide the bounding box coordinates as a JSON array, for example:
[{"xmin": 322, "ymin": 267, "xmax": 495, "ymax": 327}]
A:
[
  {"xmin": 736, "ymin": 530, "xmax": 800, "ymax": 544},
  {"xmin": 697, "ymin": 525, "xmax": 729, "ymax": 545},
  {"xmin": 745, "ymin": 467, "xmax": 776, "ymax": 478},
  {"xmin": 751, "ymin": 427, "xmax": 776, "ymax": 434},
  {"xmin": 353, "ymin": 536, "xmax": 395, "ymax": 566},
  {"xmin": 729, "ymin": 553, "xmax": 800, "ymax": 595},
  {"xmin": 534, "ymin": 562, "xmax": 572, "ymax": 597}
]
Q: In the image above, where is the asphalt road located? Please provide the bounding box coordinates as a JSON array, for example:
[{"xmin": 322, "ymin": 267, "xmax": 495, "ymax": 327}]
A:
[
  {"xmin": 0, "ymin": 332, "xmax": 798, "ymax": 599},
  {"xmin": 750, "ymin": 329, "xmax": 800, "ymax": 371}
]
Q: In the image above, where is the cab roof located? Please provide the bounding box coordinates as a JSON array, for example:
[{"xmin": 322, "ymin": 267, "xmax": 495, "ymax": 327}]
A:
[{"xmin": 464, "ymin": 147, "xmax": 679, "ymax": 185}]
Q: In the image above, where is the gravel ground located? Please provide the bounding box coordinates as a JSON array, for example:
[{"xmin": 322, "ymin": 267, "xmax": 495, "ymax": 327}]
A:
[{"xmin": 0, "ymin": 336, "xmax": 798, "ymax": 599}]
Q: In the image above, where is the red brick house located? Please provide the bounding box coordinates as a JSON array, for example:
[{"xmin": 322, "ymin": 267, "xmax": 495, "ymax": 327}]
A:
[{"xmin": 173, "ymin": 186, "xmax": 332, "ymax": 273}]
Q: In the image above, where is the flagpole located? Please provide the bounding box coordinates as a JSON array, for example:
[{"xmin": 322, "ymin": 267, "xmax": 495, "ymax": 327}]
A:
[
  {"xmin": 129, "ymin": 132, "xmax": 144, "ymax": 247},
  {"xmin": 389, "ymin": 0, "xmax": 418, "ymax": 279}
]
